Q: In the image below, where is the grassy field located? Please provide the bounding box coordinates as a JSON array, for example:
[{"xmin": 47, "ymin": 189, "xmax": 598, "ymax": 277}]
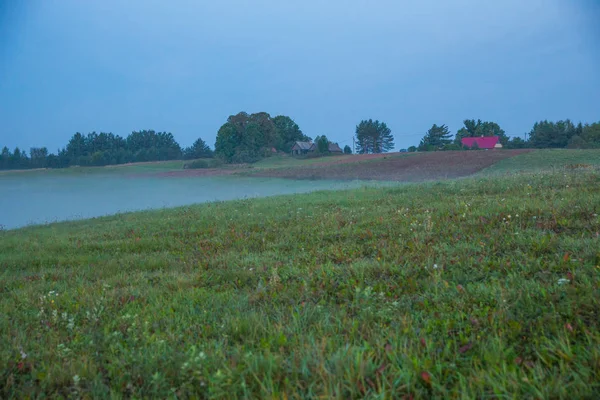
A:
[
  {"xmin": 481, "ymin": 149, "xmax": 600, "ymax": 175},
  {"xmin": 2, "ymin": 150, "xmax": 600, "ymax": 398},
  {"xmin": 0, "ymin": 160, "xmax": 188, "ymax": 177}
]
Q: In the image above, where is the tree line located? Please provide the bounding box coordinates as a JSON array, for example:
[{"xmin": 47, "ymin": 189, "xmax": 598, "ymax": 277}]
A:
[
  {"xmin": 414, "ymin": 119, "xmax": 600, "ymax": 152},
  {"xmin": 2, "ymin": 115, "xmax": 599, "ymax": 170},
  {"xmin": 0, "ymin": 130, "xmax": 213, "ymax": 170}
]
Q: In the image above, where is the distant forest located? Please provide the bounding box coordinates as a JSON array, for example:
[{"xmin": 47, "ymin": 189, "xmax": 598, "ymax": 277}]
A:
[
  {"xmin": 414, "ymin": 119, "xmax": 600, "ymax": 152},
  {"xmin": 1, "ymin": 114, "xmax": 599, "ymax": 170}
]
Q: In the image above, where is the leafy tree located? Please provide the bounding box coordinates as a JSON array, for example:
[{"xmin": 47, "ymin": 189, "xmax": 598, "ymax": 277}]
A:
[
  {"xmin": 418, "ymin": 124, "xmax": 452, "ymax": 151},
  {"xmin": 184, "ymin": 138, "xmax": 213, "ymax": 159},
  {"xmin": 355, "ymin": 119, "xmax": 394, "ymax": 154},
  {"xmin": 214, "ymin": 123, "xmax": 240, "ymax": 162},
  {"xmin": 343, "ymin": 145, "xmax": 352, "ymax": 154},
  {"xmin": 407, "ymin": 146, "xmax": 417, "ymax": 153},
  {"xmin": 272, "ymin": 115, "xmax": 310, "ymax": 152},
  {"xmin": 214, "ymin": 112, "xmax": 280, "ymax": 163},
  {"xmin": 248, "ymin": 112, "xmax": 278, "ymax": 149},
  {"xmin": 455, "ymin": 119, "xmax": 509, "ymax": 146}
]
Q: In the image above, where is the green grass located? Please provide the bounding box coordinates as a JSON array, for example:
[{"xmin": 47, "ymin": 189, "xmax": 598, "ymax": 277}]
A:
[
  {"xmin": 481, "ymin": 149, "xmax": 600, "ymax": 175},
  {"xmin": 1, "ymin": 165, "xmax": 600, "ymax": 398},
  {"xmin": 0, "ymin": 160, "xmax": 187, "ymax": 177}
]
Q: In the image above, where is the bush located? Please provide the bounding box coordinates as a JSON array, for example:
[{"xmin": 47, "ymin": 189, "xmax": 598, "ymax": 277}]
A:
[
  {"xmin": 230, "ymin": 150, "xmax": 262, "ymax": 164},
  {"xmin": 441, "ymin": 143, "xmax": 462, "ymax": 151},
  {"xmin": 184, "ymin": 158, "xmax": 224, "ymax": 169}
]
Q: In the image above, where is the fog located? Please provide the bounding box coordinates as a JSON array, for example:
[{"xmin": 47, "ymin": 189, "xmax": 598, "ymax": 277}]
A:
[{"xmin": 0, "ymin": 174, "xmax": 378, "ymax": 230}]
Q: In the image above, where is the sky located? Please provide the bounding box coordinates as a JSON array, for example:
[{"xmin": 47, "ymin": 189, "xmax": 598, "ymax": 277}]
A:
[{"xmin": 1, "ymin": 0, "xmax": 599, "ymax": 152}]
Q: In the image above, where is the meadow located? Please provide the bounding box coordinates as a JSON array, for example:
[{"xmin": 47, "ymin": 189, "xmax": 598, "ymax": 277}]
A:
[{"xmin": 1, "ymin": 150, "xmax": 599, "ymax": 398}]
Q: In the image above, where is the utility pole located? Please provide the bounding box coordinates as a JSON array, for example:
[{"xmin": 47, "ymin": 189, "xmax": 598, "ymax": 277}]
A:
[{"xmin": 353, "ymin": 136, "xmax": 356, "ymax": 154}]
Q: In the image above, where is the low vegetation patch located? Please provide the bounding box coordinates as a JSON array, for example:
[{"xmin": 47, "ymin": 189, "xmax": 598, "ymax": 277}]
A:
[
  {"xmin": 1, "ymin": 166, "xmax": 599, "ymax": 398},
  {"xmin": 183, "ymin": 158, "xmax": 224, "ymax": 169}
]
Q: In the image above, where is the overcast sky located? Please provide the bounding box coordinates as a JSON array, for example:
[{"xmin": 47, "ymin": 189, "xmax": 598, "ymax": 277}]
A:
[{"xmin": 1, "ymin": 0, "xmax": 599, "ymax": 151}]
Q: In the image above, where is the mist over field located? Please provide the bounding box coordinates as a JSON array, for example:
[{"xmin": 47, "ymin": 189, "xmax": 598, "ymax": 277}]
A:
[{"xmin": 0, "ymin": 174, "xmax": 380, "ymax": 230}]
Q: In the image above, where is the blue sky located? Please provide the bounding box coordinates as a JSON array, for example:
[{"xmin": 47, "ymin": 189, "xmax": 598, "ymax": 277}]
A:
[{"xmin": 1, "ymin": 0, "xmax": 599, "ymax": 151}]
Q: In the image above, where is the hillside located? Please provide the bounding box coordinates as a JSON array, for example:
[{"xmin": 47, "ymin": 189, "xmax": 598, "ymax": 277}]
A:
[{"xmin": 249, "ymin": 150, "xmax": 532, "ymax": 181}]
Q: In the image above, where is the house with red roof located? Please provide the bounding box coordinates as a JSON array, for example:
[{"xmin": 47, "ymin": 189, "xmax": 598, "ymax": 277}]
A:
[{"xmin": 461, "ymin": 136, "xmax": 503, "ymax": 149}]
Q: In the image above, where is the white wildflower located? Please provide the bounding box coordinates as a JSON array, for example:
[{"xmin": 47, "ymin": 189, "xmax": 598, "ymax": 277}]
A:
[{"xmin": 557, "ymin": 278, "xmax": 570, "ymax": 285}]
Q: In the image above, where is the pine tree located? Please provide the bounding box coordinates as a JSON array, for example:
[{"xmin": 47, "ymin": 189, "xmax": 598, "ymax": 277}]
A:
[
  {"xmin": 418, "ymin": 124, "xmax": 452, "ymax": 151},
  {"xmin": 355, "ymin": 119, "xmax": 394, "ymax": 154}
]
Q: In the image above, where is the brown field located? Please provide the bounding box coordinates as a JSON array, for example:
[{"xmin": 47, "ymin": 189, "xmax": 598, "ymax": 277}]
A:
[{"xmin": 250, "ymin": 150, "xmax": 533, "ymax": 181}]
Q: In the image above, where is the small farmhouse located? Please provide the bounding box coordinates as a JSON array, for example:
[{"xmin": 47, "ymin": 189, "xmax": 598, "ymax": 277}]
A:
[
  {"xmin": 308, "ymin": 143, "xmax": 344, "ymax": 154},
  {"xmin": 291, "ymin": 141, "xmax": 313, "ymax": 155},
  {"xmin": 461, "ymin": 136, "xmax": 503, "ymax": 149}
]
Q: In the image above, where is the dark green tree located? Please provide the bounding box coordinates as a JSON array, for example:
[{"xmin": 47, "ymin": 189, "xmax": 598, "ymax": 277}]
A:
[
  {"xmin": 30, "ymin": 147, "xmax": 49, "ymax": 168},
  {"xmin": 126, "ymin": 130, "xmax": 182, "ymax": 161},
  {"xmin": 418, "ymin": 124, "xmax": 453, "ymax": 151},
  {"xmin": 10, "ymin": 147, "xmax": 29, "ymax": 169},
  {"xmin": 66, "ymin": 132, "xmax": 87, "ymax": 164},
  {"xmin": 214, "ymin": 112, "xmax": 279, "ymax": 163},
  {"xmin": 184, "ymin": 138, "xmax": 213, "ymax": 159},
  {"xmin": 528, "ymin": 120, "xmax": 577, "ymax": 148},
  {"xmin": 567, "ymin": 135, "xmax": 589, "ymax": 149},
  {"xmin": 355, "ymin": 119, "xmax": 394, "ymax": 154},
  {"xmin": 272, "ymin": 115, "xmax": 309, "ymax": 152},
  {"xmin": 582, "ymin": 122, "xmax": 600, "ymax": 146},
  {"xmin": 343, "ymin": 145, "xmax": 352, "ymax": 154},
  {"xmin": 215, "ymin": 123, "xmax": 240, "ymax": 162},
  {"xmin": 312, "ymin": 135, "xmax": 330, "ymax": 153},
  {"xmin": 505, "ymin": 137, "xmax": 528, "ymax": 149},
  {"xmin": 0, "ymin": 147, "xmax": 11, "ymax": 169}
]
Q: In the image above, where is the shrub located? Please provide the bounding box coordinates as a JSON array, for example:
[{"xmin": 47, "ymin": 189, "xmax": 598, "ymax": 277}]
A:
[
  {"xmin": 184, "ymin": 159, "xmax": 224, "ymax": 169},
  {"xmin": 230, "ymin": 150, "xmax": 262, "ymax": 164}
]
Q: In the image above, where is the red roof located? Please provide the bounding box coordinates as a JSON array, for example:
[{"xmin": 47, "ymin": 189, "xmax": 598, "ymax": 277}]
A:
[{"xmin": 461, "ymin": 136, "xmax": 500, "ymax": 149}]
